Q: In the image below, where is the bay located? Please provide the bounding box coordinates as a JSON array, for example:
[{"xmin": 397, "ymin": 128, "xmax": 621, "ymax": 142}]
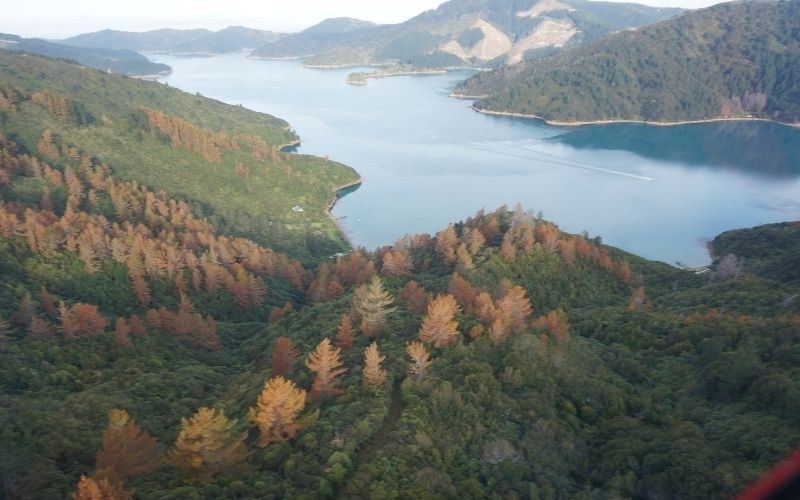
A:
[{"xmin": 153, "ymin": 53, "xmax": 800, "ymax": 266}]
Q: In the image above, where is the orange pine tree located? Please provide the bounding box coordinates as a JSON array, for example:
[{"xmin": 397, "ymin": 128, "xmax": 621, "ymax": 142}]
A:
[
  {"xmin": 335, "ymin": 313, "xmax": 355, "ymax": 349},
  {"xmin": 496, "ymin": 285, "xmax": 533, "ymax": 334},
  {"xmin": 305, "ymin": 337, "xmax": 347, "ymax": 399},
  {"xmin": 455, "ymin": 243, "xmax": 474, "ymax": 272},
  {"xmin": 168, "ymin": 407, "xmax": 248, "ymax": 483},
  {"xmin": 95, "ymin": 409, "xmax": 160, "ymax": 483},
  {"xmin": 59, "ymin": 302, "xmax": 108, "ymax": 339},
  {"xmin": 488, "ymin": 317, "xmax": 508, "ymax": 344},
  {"xmin": 38, "ymin": 287, "xmax": 57, "ymax": 316},
  {"xmin": 248, "ymin": 375, "xmax": 307, "ymax": 448},
  {"xmin": 332, "ymin": 250, "xmax": 375, "ymax": 286},
  {"xmin": 363, "ymin": 341, "xmax": 387, "ymax": 386},
  {"xmin": 381, "ymin": 249, "xmax": 413, "ymax": 277},
  {"xmin": 615, "ymin": 260, "xmax": 632, "ymax": 283},
  {"xmin": 73, "ymin": 475, "xmax": 132, "ymax": 500},
  {"xmin": 270, "ymin": 336, "xmax": 300, "ymax": 377},
  {"xmin": 448, "ymin": 274, "xmax": 478, "ymax": 313},
  {"xmin": 463, "ymin": 227, "xmax": 486, "ymax": 255},
  {"xmin": 131, "ymin": 275, "xmax": 151, "ymax": 307},
  {"xmin": 499, "ymin": 234, "xmax": 516, "ymax": 262},
  {"xmin": 36, "ymin": 129, "xmax": 59, "ymax": 160},
  {"xmin": 27, "ymin": 315, "xmax": 56, "ymax": 339},
  {"xmin": 434, "ymin": 225, "xmax": 458, "ymax": 264},
  {"xmin": 418, "ymin": 294, "xmax": 461, "ymax": 348},
  {"xmin": 400, "ymin": 280, "xmax": 428, "ymax": 314},
  {"xmin": 472, "ymin": 291, "xmax": 497, "ymax": 325},
  {"xmin": 268, "ymin": 302, "xmax": 294, "ymax": 324},
  {"xmin": 533, "ymin": 309, "xmax": 571, "ymax": 345},
  {"xmin": 406, "ymin": 341, "xmax": 432, "ymax": 382},
  {"xmin": 128, "ymin": 314, "xmax": 146, "ymax": 336}
]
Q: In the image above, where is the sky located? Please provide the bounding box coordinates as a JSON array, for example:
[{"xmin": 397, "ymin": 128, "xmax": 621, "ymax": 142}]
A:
[{"xmin": 4, "ymin": 0, "xmax": 727, "ymax": 39}]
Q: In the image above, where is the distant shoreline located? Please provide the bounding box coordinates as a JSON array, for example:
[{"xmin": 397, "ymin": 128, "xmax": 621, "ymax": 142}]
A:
[
  {"xmin": 449, "ymin": 93, "xmax": 488, "ymax": 100},
  {"xmin": 304, "ymin": 63, "xmax": 393, "ymax": 69},
  {"xmin": 469, "ymin": 106, "xmax": 800, "ymax": 129},
  {"xmin": 278, "ymin": 139, "xmax": 301, "ymax": 151},
  {"xmin": 345, "ymin": 66, "xmax": 482, "ymax": 85}
]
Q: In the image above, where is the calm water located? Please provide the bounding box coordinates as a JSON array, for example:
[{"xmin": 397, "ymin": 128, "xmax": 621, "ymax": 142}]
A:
[{"xmin": 153, "ymin": 53, "xmax": 800, "ymax": 266}]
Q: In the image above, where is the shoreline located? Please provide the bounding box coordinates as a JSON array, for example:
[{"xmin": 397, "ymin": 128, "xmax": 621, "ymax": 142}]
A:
[
  {"xmin": 471, "ymin": 106, "xmax": 800, "ymax": 129},
  {"xmin": 247, "ymin": 55, "xmax": 309, "ymax": 61},
  {"xmin": 305, "ymin": 63, "xmax": 393, "ymax": 69},
  {"xmin": 449, "ymin": 93, "xmax": 488, "ymax": 100},
  {"xmin": 132, "ymin": 71, "xmax": 173, "ymax": 80},
  {"xmin": 346, "ymin": 66, "xmax": 482, "ymax": 85},
  {"xmin": 278, "ymin": 139, "xmax": 301, "ymax": 151},
  {"xmin": 326, "ymin": 179, "xmax": 363, "ymax": 247}
]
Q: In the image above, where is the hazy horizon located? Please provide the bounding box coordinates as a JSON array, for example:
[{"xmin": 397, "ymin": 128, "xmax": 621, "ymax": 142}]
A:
[{"xmin": 5, "ymin": 0, "xmax": 727, "ymax": 39}]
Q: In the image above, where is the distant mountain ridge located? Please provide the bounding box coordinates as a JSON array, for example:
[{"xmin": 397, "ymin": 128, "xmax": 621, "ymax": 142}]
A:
[
  {"xmin": 0, "ymin": 33, "xmax": 170, "ymax": 76},
  {"xmin": 2, "ymin": 37, "xmax": 800, "ymax": 500},
  {"xmin": 250, "ymin": 0, "xmax": 682, "ymax": 68},
  {"xmin": 457, "ymin": 0, "xmax": 800, "ymax": 124},
  {"xmin": 301, "ymin": 17, "xmax": 378, "ymax": 34},
  {"xmin": 63, "ymin": 26, "xmax": 286, "ymax": 55},
  {"xmin": 248, "ymin": 18, "xmax": 384, "ymax": 63}
]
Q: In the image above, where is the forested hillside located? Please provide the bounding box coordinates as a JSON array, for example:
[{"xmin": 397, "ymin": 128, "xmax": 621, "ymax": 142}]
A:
[
  {"xmin": 0, "ymin": 34, "xmax": 170, "ymax": 77},
  {"xmin": 458, "ymin": 0, "xmax": 800, "ymax": 124},
  {"xmin": 1, "ymin": 48, "xmax": 799, "ymax": 500},
  {"xmin": 63, "ymin": 27, "xmax": 286, "ymax": 55},
  {"xmin": 0, "ymin": 50, "xmax": 358, "ymax": 261},
  {"xmin": 250, "ymin": 0, "xmax": 680, "ymax": 68}
]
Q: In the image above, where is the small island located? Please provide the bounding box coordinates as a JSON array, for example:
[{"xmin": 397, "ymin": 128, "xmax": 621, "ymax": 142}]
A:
[
  {"xmin": 346, "ymin": 72, "xmax": 368, "ymax": 86},
  {"xmin": 346, "ymin": 65, "xmax": 452, "ymax": 86}
]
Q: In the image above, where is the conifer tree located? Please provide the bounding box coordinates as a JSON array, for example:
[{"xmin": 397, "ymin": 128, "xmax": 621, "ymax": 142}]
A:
[
  {"xmin": 305, "ymin": 338, "xmax": 347, "ymax": 399},
  {"xmin": 533, "ymin": 309, "xmax": 571, "ymax": 345},
  {"xmin": 36, "ymin": 129, "xmax": 59, "ymax": 160},
  {"xmin": 448, "ymin": 274, "xmax": 478, "ymax": 312},
  {"xmin": 435, "ymin": 225, "xmax": 458, "ymax": 264},
  {"xmin": 419, "ymin": 294, "xmax": 461, "ymax": 348},
  {"xmin": 406, "ymin": 341, "xmax": 432, "ymax": 382},
  {"xmin": 73, "ymin": 475, "xmax": 132, "ymax": 500},
  {"xmin": 352, "ymin": 275, "xmax": 395, "ymax": 335},
  {"xmin": 95, "ymin": 409, "xmax": 160, "ymax": 483},
  {"xmin": 335, "ymin": 313, "xmax": 355, "ymax": 349},
  {"xmin": 249, "ymin": 376, "xmax": 307, "ymax": 448},
  {"xmin": 59, "ymin": 302, "xmax": 108, "ymax": 339},
  {"xmin": 271, "ymin": 337, "xmax": 300, "ymax": 377},
  {"xmin": 401, "ymin": 280, "xmax": 428, "ymax": 314},
  {"xmin": 496, "ymin": 285, "xmax": 533, "ymax": 334},
  {"xmin": 168, "ymin": 407, "xmax": 248, "ymax": 483},
  {"xmin": 381, "ymin": 249, "xmax": 413, "ymax": 277},
  {"xmin": 363, "ymin": 342, "xmax": 387, "ymax": 386}
]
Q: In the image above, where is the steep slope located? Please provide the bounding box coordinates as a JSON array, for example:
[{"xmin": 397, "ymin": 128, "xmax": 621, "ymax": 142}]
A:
[
  {"xmin": 249, "ymin": 18, "xmax": 383, "ymax": 62},
  {"xmin": 63, "ymin": 26, "xmax": 286, "ymax": 55},
  {"xmin": 710, "ymin": 222, "xmax": 800, "ymax": 285},
  {"xmin": 458, "ymin": 0, "xmax": 800, "ymax": 124},
  {"xmin": 1, "ymin": 37, "xmax": 799, "ymax": 500},
  {"xmin": 0, "ymin": 50, "xmax": 358, "ymax": 260},
  {"xmin": 0, "ymin": 34, "xmax": 171, "ymax": 77},
  {"xmin": 1, "ymin": 192, "xmax": 798, "ymax": 497},
  {"xmin": 251, "ymin": 0, "xmax": 681, "ymax": 68}
]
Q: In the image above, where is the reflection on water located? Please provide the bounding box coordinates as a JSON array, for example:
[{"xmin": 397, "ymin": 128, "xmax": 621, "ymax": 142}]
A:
[
  {"xmin": 152, "ymin": 53, "xmax": 800, "ymax": 266},
  {"xmin": 550, "ymin": 121, "xmax": 800, "ymax": 178}
]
